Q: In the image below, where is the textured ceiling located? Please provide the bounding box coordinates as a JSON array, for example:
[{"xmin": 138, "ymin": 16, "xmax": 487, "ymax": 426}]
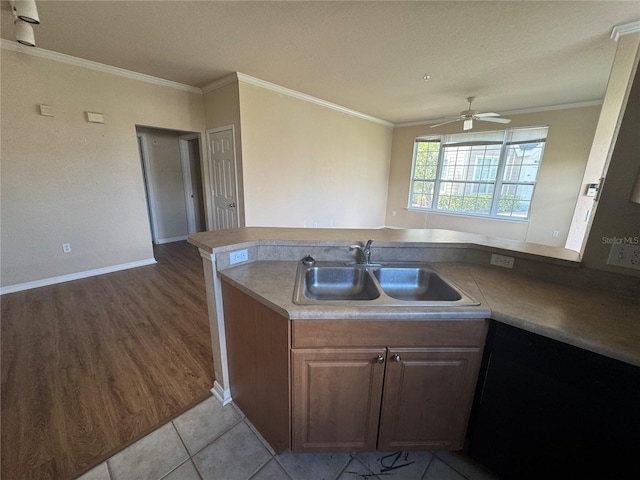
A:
[{"xmin": 1, "ymin": 1, "xmax": 639, "ymax": 124}]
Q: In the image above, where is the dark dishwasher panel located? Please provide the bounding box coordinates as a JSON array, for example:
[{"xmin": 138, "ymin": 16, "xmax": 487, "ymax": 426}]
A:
[{"xmin": 467, "ymin": 321, "xmax": 640, "ymax": 480}]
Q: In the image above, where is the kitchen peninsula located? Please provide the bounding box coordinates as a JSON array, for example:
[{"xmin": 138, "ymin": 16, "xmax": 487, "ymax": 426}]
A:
[{"xmin": 188, "ymin": 227, "xmax": 640, "ymax": 475}]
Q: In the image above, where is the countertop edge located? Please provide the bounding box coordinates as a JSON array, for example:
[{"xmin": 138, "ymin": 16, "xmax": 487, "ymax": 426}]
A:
[{"xmin": 216, "ymin": 260, "xmax": 640, "ymax": 368}]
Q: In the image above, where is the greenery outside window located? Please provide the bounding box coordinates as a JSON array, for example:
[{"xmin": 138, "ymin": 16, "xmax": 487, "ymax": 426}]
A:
[{"xmin": 409, "ymin": 126, "xmax": 548, "ymax": 220}]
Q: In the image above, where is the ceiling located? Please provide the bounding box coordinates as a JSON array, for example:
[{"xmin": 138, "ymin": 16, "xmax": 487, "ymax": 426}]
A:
[{"xmin": 1, "ymin": 1, "xmax": 639, "ymax": 124}]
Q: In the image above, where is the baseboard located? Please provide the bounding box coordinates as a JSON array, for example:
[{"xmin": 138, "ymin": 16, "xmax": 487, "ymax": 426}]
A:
[
  {"xmin": 211, "ymin": 382, "xmax": 232, "ymax": 406},
  {"xmin": 157, "ymin": 236, "xmax": 188, "ymax": 244},
  {"xmin": 0, "ymin": 258, "xmax": 157, "ymax": 295}
]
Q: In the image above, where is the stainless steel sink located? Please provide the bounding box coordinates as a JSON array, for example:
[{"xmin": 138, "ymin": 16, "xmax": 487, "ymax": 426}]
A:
[
  {"xmin": 373, "ymin": 267, "xmax": 461, "ymax": 301},
  {"xmin": 304, "ymin": 267, "xmax": 380, "ymax": 301},
  {"xmin": 293, "ymin": 261, "xmax": 479, "ymax": 307}
]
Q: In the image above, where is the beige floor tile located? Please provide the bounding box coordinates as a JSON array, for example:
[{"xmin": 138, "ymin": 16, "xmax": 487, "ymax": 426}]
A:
[
  {"xmin": 107, "ymin": 423, "xmax": 188, "ymax": 480},
  {"xmin": 435, "ymin": 451, "xmax": 502, "ymax": 480},
  {"xmin": 75, "ymin": 462, "xmax": 110, "ymax": 480},
  {"xmin": 356, "ymin": 451, "xmax": 432, "ymax": 479},
  {"xmin": 422, "ymin": 457, "xmax": 466, "ymax": 480},
  {"xmin": 275, "ymin": 450, "xmax": 351, "ymax": 480},
  {"xmin": 162, "ymin": 460, "xmax": 202, "ymax": 480},
  {"xmin": 173, "ymin": 395, "xmax": 242, "ymax": 455},
  {"xmin": 192, "ymin": 421, "xmax": 271, "ymax": 480},
  {"xmin": 250, "ymin": 458, "xmax": 293, "ymax": 480},
  {"xmin": 336, "ymin": 457, "xmax": 380, "ymax": 480}
]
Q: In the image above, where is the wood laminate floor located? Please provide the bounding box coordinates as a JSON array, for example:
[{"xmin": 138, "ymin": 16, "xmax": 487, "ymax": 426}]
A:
[{"xmin": 1, "ymin": 242, "xmax": 215, "ymax": 480}]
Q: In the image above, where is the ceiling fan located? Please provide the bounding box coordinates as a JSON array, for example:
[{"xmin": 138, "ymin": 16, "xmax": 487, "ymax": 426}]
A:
[{"xmin": 431, "ymin": 96, "xmax": 511, "ymax": 131}]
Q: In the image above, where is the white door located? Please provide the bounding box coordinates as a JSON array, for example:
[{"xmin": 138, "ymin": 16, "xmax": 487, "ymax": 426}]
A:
[{"xmin": 207, "ymin": 126, "xmax": 239, "ymax": 229}]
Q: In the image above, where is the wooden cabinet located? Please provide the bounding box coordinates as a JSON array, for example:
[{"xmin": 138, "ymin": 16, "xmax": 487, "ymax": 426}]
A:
[
  {"xmin": 377, "ymin": 347, "xmax": 482, "ymax": 451},
  {"xmin": 292, "ymin": 345, "xmax": 483, "ymax": 453},
  {"xmin": 291, "ymin": 348, "xmax": 385, "ymax": 452},
  {"xmin": 222, "ymin": 281, "xmax": 488, "ymax": 454}
]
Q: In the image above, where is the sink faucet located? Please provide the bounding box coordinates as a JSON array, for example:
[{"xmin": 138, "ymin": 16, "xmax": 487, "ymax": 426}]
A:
[{"xmin": 349, "ymin": 239, "xmax": 374, "ymax": 265}]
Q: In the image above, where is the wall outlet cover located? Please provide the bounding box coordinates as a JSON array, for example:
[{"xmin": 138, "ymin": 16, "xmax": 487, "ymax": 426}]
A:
[
  {"xmin": 606, "ymin": 243, "xmax": 640, "ymax": 270},
  {"xmin": 229, "ymin": 249, "xmax": 248, "ymax": 265},
  {"xmin": 490, "ymin": 253, "xmax": 515, "ymax": 269}
]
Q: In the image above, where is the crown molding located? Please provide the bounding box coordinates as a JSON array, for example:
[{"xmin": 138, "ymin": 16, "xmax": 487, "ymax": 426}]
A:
[
  {"xmin": 3, "ymin": 41, "xmax": 393, "ymax": 127},
  {"xmin": 0, "ymin": 39, "xmax": 202, "ymax": 94},
  {"xmin": 611, "ymin": 21, "xmax": 640, "ymax": 41},
  {"xmin": 500, "ymin": 100, "xmax": 603, "ymax": 116},
  {"xmin": 201, "ymin": 73, "xmax": 239, "ymax": 93},
  {"xmin": 234, "ymin": 72, "xmax": 394, "ymax": 127},
  {"xmin": 203, "ymin": 72, "xmax": 394, "ymax": 127},
  {"xmin": 395, "ymin": 100, "xmax": 604, "ymax": 128}
]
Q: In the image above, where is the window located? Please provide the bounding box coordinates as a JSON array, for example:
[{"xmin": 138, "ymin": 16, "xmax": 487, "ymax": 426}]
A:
[{"xmin": 409, "ymin": 126, "xmax": 548, "ymax": 220}]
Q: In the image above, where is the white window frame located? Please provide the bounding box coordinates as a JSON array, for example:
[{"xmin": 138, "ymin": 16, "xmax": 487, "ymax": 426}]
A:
[{"xmin": 407, "ymin": 126, "xmax": 548, "ymax": 221}]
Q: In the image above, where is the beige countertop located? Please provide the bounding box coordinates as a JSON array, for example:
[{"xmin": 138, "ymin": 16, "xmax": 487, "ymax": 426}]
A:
[
  {"xmin": 189, "ymin": 227, "xmax": 581, "ymax": 264},
  {"xmin": 217, "ymin": 260, "xmax": 640, "ymax": 367}
]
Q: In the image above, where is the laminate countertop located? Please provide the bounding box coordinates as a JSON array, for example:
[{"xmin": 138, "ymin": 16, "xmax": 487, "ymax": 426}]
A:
[{"xmin": 217, "ymin": 260, "xmax": 640, "ymax": 368}]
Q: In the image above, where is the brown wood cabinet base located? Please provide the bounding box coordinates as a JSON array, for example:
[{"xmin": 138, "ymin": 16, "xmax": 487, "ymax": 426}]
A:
[{"xmin": 222, "ymin": 281, "xmax": 488, "ymax": 453}]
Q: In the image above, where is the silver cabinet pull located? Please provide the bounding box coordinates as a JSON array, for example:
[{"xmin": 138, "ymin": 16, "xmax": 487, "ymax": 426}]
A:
[
  {"xmin": 393, "ymin": 353, "xmax": 402, "ymax": 362},
  {"xmin": 228, "ymin": 202, "xmax": 236, "ymax": 208},
  {"xmin": 376, "ymin": 355, "xmax": 385, "ymax": 363}
]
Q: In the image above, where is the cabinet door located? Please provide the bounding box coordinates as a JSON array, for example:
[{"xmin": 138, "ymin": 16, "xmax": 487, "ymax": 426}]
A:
[
  {"xmin": 378, "ymin": 347, "xmax": 482, "ymax": 451},
  {"xmin": 292, "ymin": 348, "xmax": 386, "ymax": 452}
]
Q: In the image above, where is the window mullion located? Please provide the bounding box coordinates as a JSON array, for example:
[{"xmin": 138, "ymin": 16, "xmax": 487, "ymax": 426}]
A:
[
  {"xmin": 432, "ymin": 143, "xmax": 447, "ymax": 211},
  {"xmin": 408, "ymin": 140, "xmax": 419, "ymax": 207},
  {"xmin": 490, "ymin": 130, "xmax": 510, "ymax": 217}
]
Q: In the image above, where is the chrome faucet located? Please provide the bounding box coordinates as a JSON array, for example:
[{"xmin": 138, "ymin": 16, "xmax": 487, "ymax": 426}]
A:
[{"xmin": 349, "ymin": 239, "xmax": 374, "ymax": 265}]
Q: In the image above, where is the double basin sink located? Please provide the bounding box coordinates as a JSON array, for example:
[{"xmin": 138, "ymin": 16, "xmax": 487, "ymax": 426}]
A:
[{"xmin": 293, "ymin": 261, "xmax": 479, "ymax": 307}]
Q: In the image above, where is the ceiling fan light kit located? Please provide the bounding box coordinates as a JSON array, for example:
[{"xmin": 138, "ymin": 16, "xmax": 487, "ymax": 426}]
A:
[{"xmin": 431, "ymin": 96, "xmax": 512, "ymax": 131}]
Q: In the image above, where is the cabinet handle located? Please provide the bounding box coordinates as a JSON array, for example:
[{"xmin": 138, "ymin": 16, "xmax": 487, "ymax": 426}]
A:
[
  {"xmin": 393, "ymin": 353, "xmax": 402, "ymax": 362},
  {"xmin": 376, "ymin": 355, "xmax": 385, "ymax": 363}
]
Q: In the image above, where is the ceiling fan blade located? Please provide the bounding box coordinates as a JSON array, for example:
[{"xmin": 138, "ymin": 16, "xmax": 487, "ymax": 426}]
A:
[
  {"xmin": 430, "ymin": 119, "xmax": 460, "ymax": 128},
  {"xmin": 475, "ymin": 112, "xmax": 500, "ymax": 117},
  {"xmin": 476, "ymin": 117, "xmax": 511, "ymax": 124}
]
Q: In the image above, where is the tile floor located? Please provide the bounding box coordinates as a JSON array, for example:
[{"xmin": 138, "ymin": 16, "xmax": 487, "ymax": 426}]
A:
[{"xmin": 77, "ymin": 395, "xmax": 500, "ymax": 480}]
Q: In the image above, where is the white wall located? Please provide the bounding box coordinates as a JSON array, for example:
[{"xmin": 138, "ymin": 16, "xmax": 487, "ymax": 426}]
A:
[
  {"xmin": 0, "ymin": 49, "xmax": 205, "ymax": 288},
  {"xmin": 582, "ymin": 64, "xmax": 640, "ymax": 277},
  {"xmin": 566, "ymin": 33, "xmax": 640, "ymax": 252},
  {"xmin": 385, "ymin": 106, "xmax": 600, "ymax": 247},
  {"xmin": 237, "ymin": 82, "xmax": 393, "ymax": 228},
  {"xmin": 137, "ymin": 127, "xmax": 190, "ymax": 242},
  {"xmin": 203, "ymin": 81, "xmax": 245, "ymax": 227}
]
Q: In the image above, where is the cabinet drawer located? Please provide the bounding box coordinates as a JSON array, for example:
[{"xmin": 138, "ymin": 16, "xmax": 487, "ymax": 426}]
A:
[{"xmin": 292, "ymin": 319, "xmax": 488, "ymax": 348}]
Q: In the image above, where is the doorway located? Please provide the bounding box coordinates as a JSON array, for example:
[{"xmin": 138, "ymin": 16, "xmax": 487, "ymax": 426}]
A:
[
  {"xmin": 136, "ymin": 127, "xmax": 206, "ymax": 244},
  {"xmin": 179, "ymin": 134, "xmax": 207, "ymax": 234}
]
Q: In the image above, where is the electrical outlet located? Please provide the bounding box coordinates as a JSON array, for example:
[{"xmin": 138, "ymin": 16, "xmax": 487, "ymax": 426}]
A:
[
  {"xmin": 62, "ymin": 243, "xmax": 71, "ymax": 253},
  {"xmin": 229, "ymin": 249, "xmax": 248, "ymax": 265},
  {"xmin": 490, "ymin": 253, "xmax": 515, "ymax": 269},
  {"xmin": 552, "ymin": 230, "xmax": 559, "ymax": 238},
  {"xmin": 607, "ymin": 243, "xmax": 640, "ymax": 270}
]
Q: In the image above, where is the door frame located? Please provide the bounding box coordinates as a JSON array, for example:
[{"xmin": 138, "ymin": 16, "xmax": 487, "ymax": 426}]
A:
[
  {"xmin": 136, "ymin": 132, "xmax": 160, "ymax": 244},
  {"xmin": 206, "ymin": 125, "xmax": 240, "ymax": 230},
  {"xmin": 178, "ymin": 133, "xmax": 201, "ymax": 234}
]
